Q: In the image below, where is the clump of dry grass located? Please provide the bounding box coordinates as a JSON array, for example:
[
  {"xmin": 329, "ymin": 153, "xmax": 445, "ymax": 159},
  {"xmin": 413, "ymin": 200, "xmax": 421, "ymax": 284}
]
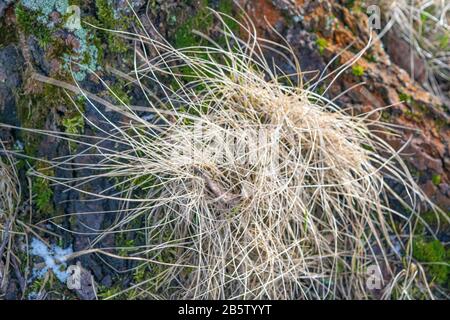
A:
[
  {"xmin": 379, "ymin": 0, "xmax": 450, "ymax": 98},
  {"xmin": 0, "ymin": 141, "xmax": 24, "ymax": 296},
  {"xmin": 18, "ymin": 9, "xmax": 448, "ymax": 299}
]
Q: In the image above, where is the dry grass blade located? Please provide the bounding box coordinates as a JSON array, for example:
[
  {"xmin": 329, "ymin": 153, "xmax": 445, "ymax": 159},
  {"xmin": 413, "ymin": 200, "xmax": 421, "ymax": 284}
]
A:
[
  {"xmin": 379, "ymin": 0, "xmax": 450, "ymax": 98},
  {"xmin": 0, "ymin": 141, "xmax": 26, "ymax": 297}
]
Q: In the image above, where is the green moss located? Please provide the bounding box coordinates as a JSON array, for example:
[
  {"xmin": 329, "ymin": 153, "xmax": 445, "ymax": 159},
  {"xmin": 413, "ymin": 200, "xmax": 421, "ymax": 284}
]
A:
[
  {"xmin": 62, "ymin": 113, "xmax": 84, "ymax": 152},
  {"xmin": 107, "ymin": 35, "xmax": 127, "ymax": 55},
  {"xmin": 316, "ymin": 86, "xmax": 326, "ymax": 96},
  {"xmin": 398, "ymin": 92, "xmax": 413, "ymax": 104},
  {"xmin": 167, "ymin": 0, "xmax": 239, "ymax": 91},
  {"xmin": 413, "ymin": 237, "xmax": 448, "ymax": 286},
  {"xmin": 17, "ymin": 89, "xmax": 51, "ymax": 157},
  {"xmin": 381, "ymin": 111, "xmax": 390, "ymax": 120},
  {"xmin": 109, "ymin": 82, "xmax": 131, "ymax": 106},
  {"xmin": 398, "ymin": 92, "xmax": 431, "ymax": 122},
  {"xmin": 97, "ymin": 284, "xmax": 123, "ymax": 299},
  {"xmin": 438, "ymin": 33, "xmax": 449, "ymax": 49},
  {"xmin": 421, "ymin": 211, "xmax": 450, "ymax": 230},
  {"xmin": 351, "ymin": 65, "xmax": 365, "ymax": 77},
  {"xmin": 168, "ymin": 0, "xmax": 217, "ymax": 91},
  {"xmin": 366, "ymin": 54, "xmax": 377, "ymax": 63},
  {"xmin": 27, "ymin": 277, "xmax": 49, "ymax": 297},
  {"xmin": 403, "ymin": 109, "xmax": 422, "ymax": 122},
  {"xmin": 131, "ymin": 174, "xmax": 157, "ymax": 192},
  {"xmin": 33, "ymin": 178, "xmax": 53, "ymax": 213},
  {"xmin": 95, "ymin": 0, "xmax": 134, "ymax": 54},
  {"xmin": 432, "ymin": 174, "xmax": 442, "ymax": 186},
  {"xmin": 31, "ymin": 161, "xmax": 55, "ymax": 215},
  {"xmin": 95, "ymin": 0, "xmax": 123, "ymax": 52},
  {"xmin": 16, "ymin": 83, "xmax": 75, "ymax": 158},
  {"xmin": 15, "ymin": 4, "xmax": 53, "ymax": 47},
  {"xmin": 361, "ymin": 143, "xmax": 374, "ymax": 152},
  {"xmin": 133, "ymin": 264, "xmax": 147, "ymax": 284},
  {"xmin": 62, "ymin": 114, "xmax": 84, "ymax": 135},
  {"xmin": 173, "ymin": 0, "xmax": 213, "ymax": 49},
  {"xmin": 435, "ymin": 117, "xmax": 447, "ymax": 131},
  {"xmin": 115, "ymin": 230, "xmax": 136, "ymax": 257},
  {"xmin": 416, "ymin": 104, "xmax": 428, "ymax": 114},
  {"xmin": 316, "ymin": 37, "xmax": 328, "ymax": 55},
  {"xmin": 344, "ymin": 0, "xmax": 357, "ymax": 9},
  {"xmin": 217, "ymin": 0, "xmax": 239, "ymax": 34},
  {"xmin": 96, "ymin": 0, "xmax": 113, "ymax": 24}
]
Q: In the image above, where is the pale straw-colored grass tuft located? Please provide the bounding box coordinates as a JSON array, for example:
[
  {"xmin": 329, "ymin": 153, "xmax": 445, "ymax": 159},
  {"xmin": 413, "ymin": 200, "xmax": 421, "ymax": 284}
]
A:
[
  {"xmin": 12, "ymin": 8, "xmax": 448, "ymax": 299},
  {"xmin": 0, "ymin": 141, "xmax": 23, "ymax": 296}
]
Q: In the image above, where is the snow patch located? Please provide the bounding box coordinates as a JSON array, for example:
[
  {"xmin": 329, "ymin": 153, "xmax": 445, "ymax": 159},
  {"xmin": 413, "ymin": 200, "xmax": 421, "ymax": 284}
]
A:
[{"xmin": 30, "ymin": 237, "xmax": 73, "ymax": 283}]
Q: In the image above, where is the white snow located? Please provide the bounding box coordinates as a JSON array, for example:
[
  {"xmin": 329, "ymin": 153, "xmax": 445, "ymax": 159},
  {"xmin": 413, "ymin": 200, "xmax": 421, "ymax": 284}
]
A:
[{"xmin": 30, "ymin": 237, "xmax": 73, "ymax": 283}]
